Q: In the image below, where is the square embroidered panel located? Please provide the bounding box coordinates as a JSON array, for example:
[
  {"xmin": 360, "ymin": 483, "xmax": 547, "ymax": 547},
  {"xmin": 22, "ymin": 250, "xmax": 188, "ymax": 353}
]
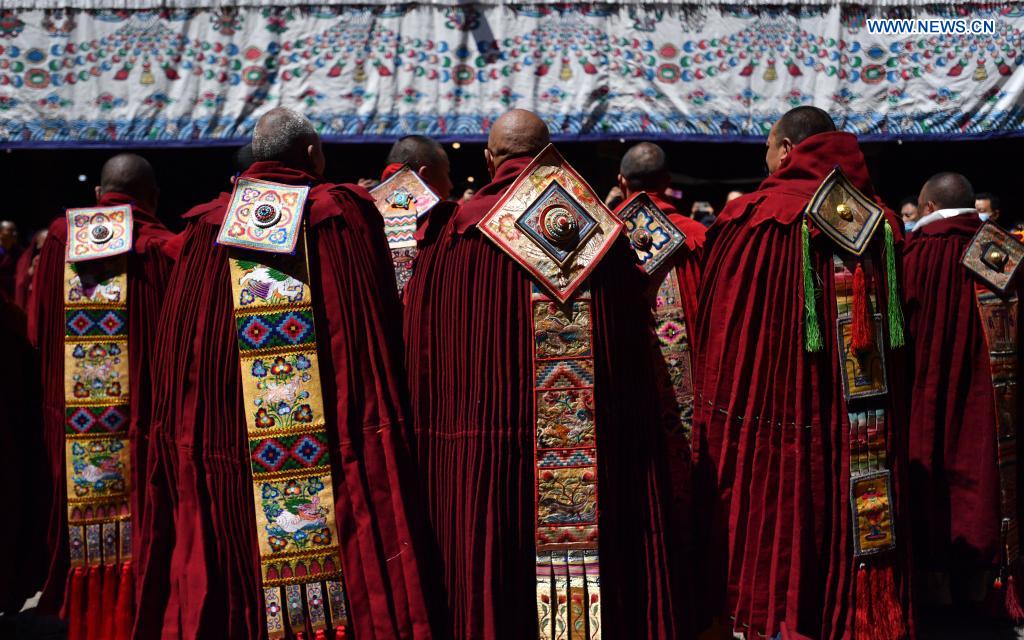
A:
[
  {"xmin": 65, "ymin": 205, "xmax": 133, "ymax": 262},
  {"xmin": 618, "ymin": 192, "xmax": 685, "ymax": 274},
  {"xmin": 806, "ymin": 166, "xmax": 884, "ymax": 256},
  {"xmin": 217, "ymin": 178, "xmax": 310, "ymax": 254},
  {"xmin": 370, "ymin": 165, "xmax": 440, "ymax": 250},
  {"xmin": 961, "ymin": 222, "xmax": 1024, "ymax": 294},
  {"xmin": 478, "ymin": 144, "xmax": 622, "ymax": 303}
]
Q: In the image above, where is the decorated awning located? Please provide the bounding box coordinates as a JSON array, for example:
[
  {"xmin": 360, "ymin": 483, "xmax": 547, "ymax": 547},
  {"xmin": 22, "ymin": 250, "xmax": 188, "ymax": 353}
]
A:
[{"xmin": 0, "ymin": 3, "xmax": 1020, "ymax": 146}]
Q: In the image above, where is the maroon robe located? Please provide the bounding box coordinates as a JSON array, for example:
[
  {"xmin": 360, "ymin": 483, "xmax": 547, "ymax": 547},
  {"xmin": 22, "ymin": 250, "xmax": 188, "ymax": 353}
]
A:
[
  {"xmin": 30, "ymin": 191, "xmax": 175, "ymax": 616},
  {"xmin": 692, "ymin": 132, "xmax": 912, "ymax": 639},
  {"xmin": 904, "ymin": 213, "xmax": 1024, "ymax": 607},
  {"xmin": 134, "ymin": 161, "xmax": 434, "ymax": 639},
  {"xmin": 0, "ymin": 293, "xmax": 48, "ymax": 614},
  {"xmin": 404, "ymin": 156, "xmax": 686, "ymax": 639},
  {"xmin": 14, "ymin": 238, "xmax": 39, "ymax": 309},
  {"xmin": 0, "ymin": 242, "xmax": 22, "ymax": 299}
]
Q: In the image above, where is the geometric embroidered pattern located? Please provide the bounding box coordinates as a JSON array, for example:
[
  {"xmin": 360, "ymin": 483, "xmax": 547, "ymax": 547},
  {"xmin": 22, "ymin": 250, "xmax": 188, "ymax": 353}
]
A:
[
  {"xmin": 369, "ymin": 165, "xmax": 440, "ymax": 251},
  {"xmin": 654, "ymin": 269, "xmax": 694, "ymax": 441},
  {"xmin": 249, "ymin": 432, "xmax": 331, "ymax": 475},
  {"xmin": 236, "ymin": 310, "xmax": 316, "ymax": 352},
  {"xmin": 531, "ymin": 284, "xmax": 602, "ymax": 640},
  {"xmin": 221, "ymin": 198, "xmax": 347, "ymax": 640},
  {"xmin": 62, "ymin": 232, "xmax": 132, "ymax": 575}
]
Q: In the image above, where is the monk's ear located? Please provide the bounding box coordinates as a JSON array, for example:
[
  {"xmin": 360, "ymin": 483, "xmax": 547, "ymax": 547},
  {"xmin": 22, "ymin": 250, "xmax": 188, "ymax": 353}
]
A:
[
  {"xmin": 94, "ymin": 185, "xmax": 102, "ymax": 202},
  {"xmin": 484, "ymin": 148, "xmax": 496, "ymax": 178},
  {"xmin": 308, "ymin": 143, "xmax": 326, "ymax": 177},
  {"xmin": 617, "ymin": 174, "xmax": 629, "ymax": 196},
  {"xmin": 780, "ymin": 137, "xmax": 795, "ymax": 160}
]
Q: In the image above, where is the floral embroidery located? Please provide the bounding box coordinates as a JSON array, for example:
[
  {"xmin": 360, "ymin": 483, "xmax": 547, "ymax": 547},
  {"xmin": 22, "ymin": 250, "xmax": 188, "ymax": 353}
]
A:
[
  {"xmin": 68, "ymin": 341, "xmax": 126, "ymax": 402},
  {"xmin": 250, "ymin": 352, "xmax": 316, "ymax": 429},
  {"xmin": 260, "ymin": 476, "xmax": 332, "ymax": 553},
  {"xmin": 69, "ymin": 439, "xmax": 126, "ymax": 497}
]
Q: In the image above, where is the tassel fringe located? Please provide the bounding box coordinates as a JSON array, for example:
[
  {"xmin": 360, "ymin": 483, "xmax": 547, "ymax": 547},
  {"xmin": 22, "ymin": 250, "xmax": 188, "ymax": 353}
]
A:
[
  {"xmin": 67, "ymin": 566, "xmax": 87, "ymax": 640},
  {"xmin": 802, "ymin": 219, "xmax": 823, "ymax": 352},
  {"xmin": 100, "ymin": 564, "xmax": 118, "ymax": 640},
  {"xmin": 335, "ymin": 627, "xmax": 347, "ymax": 639},
  {"xmin": 883, "ymin": 221, "xmax": 905, "ymax": 348},
  {"xmin": 851, "ymin": 263, "xmax": 874, "ymax": 352},
  {"xmin": 114, "ymin": 561, "xmax": 134, "ymax": 640},
  {"xmin": 854, "ymin": 561, "xmax": 906, "ymax": 640},
  {"xmin": 85, "ymin": 565, "xmax": 103, "ymax": 640},
  {"xmin": 1005, "ymin": 574, "xmax": 1024, "ymax": 622}
]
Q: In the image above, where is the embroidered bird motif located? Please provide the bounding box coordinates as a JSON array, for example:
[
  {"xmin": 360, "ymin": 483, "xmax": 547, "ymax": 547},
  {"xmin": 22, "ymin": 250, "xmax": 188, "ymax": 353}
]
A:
[{"xmin": 274, "ymin": 495, "xmax": 328, "ymax": 533}]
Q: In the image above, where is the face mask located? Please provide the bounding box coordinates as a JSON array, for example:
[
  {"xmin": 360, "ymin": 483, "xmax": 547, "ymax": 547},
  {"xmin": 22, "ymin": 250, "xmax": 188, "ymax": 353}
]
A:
[
  {"xmin": 979, "ymin": 213, "xmax": 991, "ymax": 222},
  {"xmin": 904, "ymin": 220, "xmax": 916, "ymax": 232}
]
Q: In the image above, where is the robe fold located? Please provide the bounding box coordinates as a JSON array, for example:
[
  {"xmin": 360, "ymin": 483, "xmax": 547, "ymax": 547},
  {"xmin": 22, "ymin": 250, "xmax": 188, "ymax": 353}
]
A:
[
  {"xmin": 904, "ymin": 212, "xmax": 1024, "ymax": 607},
  {"xmin": 134, "ymin": 161, "xmax": 435, "ymax": 639},
  {"xmin": 692, "ymin": 132, "xmax": 913, "ymax": 639},
  {"xmin": 14, "ymin": 239, "xmax": 39, "ymax": 309},
  {"xmin": 30, "ymin": 191, "xmax": 174, "ymax": 617},
  {"xmin": 0, "ymin": 293, "xmax": 48, "ymax": 615},
  {"xmin": 404, "ymin": 156, "xmax": 687, "ymax": 639}
]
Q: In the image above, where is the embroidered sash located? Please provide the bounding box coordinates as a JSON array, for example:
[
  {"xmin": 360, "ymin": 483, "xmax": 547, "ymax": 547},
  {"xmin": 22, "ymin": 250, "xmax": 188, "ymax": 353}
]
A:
[
  {"xmin": 477, "ymin": 145, "xmax": 622, "ymax": 638},
  {"xmin": 218, "ymin": 178, "xmax": 349, "ymax": 639},
  {"xmin": 369, "ymin": 165, "xmax": 440, "ymax": 293},
  {"xmin": 974, "ymin": 284, "xmax": 1020, "ymax": 578},
  {"xmin": 63, "ymin": 205, "xmax": 134, "ymax": 591},
  {"xmin": 654, "ymin": 271, "xmax": 695, "ymax": 439}
]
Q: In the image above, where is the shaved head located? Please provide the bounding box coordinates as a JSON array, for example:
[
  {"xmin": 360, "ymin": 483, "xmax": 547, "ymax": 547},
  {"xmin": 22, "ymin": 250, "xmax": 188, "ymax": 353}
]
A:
[
  {"xmin": 919, "ymin": 172, "xmax": 975, "ymax": 211},
  {"xmin": 775, "ymin": 106, "xmax": 836, "ymax": 146},
  {"xmin": 485, "ymin": 109, "xmax": 550, "ymax": 174},
  {"xmin": 252, "ymin": 107, "xmax": 323, "ymax": 174},
  {"xmin": 387, "ymin": 135, "xmax": 452, "ymax": 198},
  {"xmin": 619, "ymin": 142, "xmax": 669, "ymax": 194},
  {"xmin": 99, "ymin": 153, "xmax": 157, "ymax": 208}
]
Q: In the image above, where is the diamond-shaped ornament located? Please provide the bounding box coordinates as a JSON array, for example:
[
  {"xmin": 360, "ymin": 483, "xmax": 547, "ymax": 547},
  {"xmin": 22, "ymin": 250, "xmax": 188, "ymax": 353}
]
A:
[
  {"xmin": 617, "ymin": 192, "xmax": 686, "ymax": 274},
  {"xmin": 961, "ymin": 222, "xmax": 1024, "ymax": 293},
  {"xmin": 65, "ymin": 205, "xmax": 133, "ymax": 263},
  {"xmin": 217, "ymin": 178, "xmax": 310, "ymax": 254},
  {"xmin": 805, "ymin": 166, "xmax": 884, "ymax": 256},
  {"xmin": 477, "ymin": 145, "xmax": 623, "ymax": 302},
  {"xmin": 370, "ymin": 165, "xmax": 440, "ymax": 250}
]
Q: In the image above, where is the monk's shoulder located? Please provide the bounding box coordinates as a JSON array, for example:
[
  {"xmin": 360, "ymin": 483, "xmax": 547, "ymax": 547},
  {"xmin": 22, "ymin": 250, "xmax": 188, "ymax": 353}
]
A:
[
  {"xmin": 667, "ymin": 213, "xmax": 707, "ymax": 251},
  {"xmin": 308, "ymin": 182, "xmax": 381, "ymax": 230},
  {"xmin": 46, "ymin": 214, "xmax": 68, "ymax": 243}
]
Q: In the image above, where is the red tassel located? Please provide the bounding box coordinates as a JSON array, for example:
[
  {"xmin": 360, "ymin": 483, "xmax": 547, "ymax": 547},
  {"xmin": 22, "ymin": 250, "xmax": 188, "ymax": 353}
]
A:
[
  {"xmin": 85, "ymin": 565, "xmax": 103, "ymax": 640},
  {"xmin": 854, "ymin": 564, "xmax": 871, "ymax": 640},
  {"xmin": 1004, "ymin": 574, "xmax": 1024, "ymax": 622},
  {"xmin": 851, "ymin": 263, "xmax": 874, "ymax": 353},
  {"xmin": 67, "ymin": 566, "xmax": 88, "ymax": 640},
  {"xmin": 114, "ymin": 561, "xmax": 134, "ymax": 640},
  {"xmin": 871, "ymin": 562, "xmax": 906, "ymax": 640},
  {"xmin": 315, "ymin": 630, "xmax": 326, "ymax": 640},
  {"xmin": 335, "ymin": 626, "xmax": 347, "ymax": 639},
  {"xmin": 100, "ymin": 564, "xmax": 118, "ymax": 639}
]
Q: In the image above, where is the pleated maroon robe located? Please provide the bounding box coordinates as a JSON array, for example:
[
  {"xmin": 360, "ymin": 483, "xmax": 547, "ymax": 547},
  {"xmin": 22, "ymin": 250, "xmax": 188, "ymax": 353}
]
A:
[
  {"xmin": 14, "ymin": 239, "xmax": 39, "ymax": 309},
  {"xmin": 692, "ymin": 132, "xmax": 912, "ymax": 639},
  {"xmin": 904, "ymin": 212, "xmax": 1024, "ymax": 606},
  {"xmin": 134, "ymin": 161, "xmax": 434, "ymax": 639},
  {"xmin": 404, "ymin": 156, "xmax": 686, "ymax": 639},
  {"xmin": 0, "ymin": 293, "xmax": 48, "ymax": 614},
  {"xmin": 30, "ymin": 191, "xmax": 175, "ymax": 616}
]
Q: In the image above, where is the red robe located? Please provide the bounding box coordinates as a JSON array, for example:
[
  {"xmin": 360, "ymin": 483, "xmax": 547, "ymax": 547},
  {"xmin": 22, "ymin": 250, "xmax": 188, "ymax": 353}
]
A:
[
  {"xmin": 14, "ymin": 239, "xmax": 39, "ymax": 309},
  {"xmin": 0, "ymin": 292, "xmax": 48, "ymax": 614},
  {"xmin": 692, "ymin": 132, "xmax": 912, "ymax": 639},
  {"xmin": 404, "ymin": 156, "xmax": 686, "ymax": 639},
  {"xmin": 0, "ymin": 242, "xmax": 22, "ymax": 299},
  {"xmin": 904, "ymin": 213, "xmax": 1024, "ymax": 604},
  {"xmin": 30, "ymin": 191, "xmax": 175, "ymax": 616},
  {"xmin": 134, "ymin": 161, "xmax": 434, "ymax": 639}
]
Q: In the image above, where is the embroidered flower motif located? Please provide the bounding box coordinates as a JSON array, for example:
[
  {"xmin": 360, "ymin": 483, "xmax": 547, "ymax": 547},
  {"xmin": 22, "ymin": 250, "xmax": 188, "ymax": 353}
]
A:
[
  {"xmin": 108, "ymin": 344, "xmax": 121, "ymax": 356},
  {"xmin": 276, "ymin": 402, "xmax": 291, "ymax": 416},
  {"xmin": 251, "ymin": 360, "xmax": 267, "ymax": 377},
  {"xmin": 306, "ymin": 477, "xmax": 324, "ymax": 494},
  {"xmin": 262, "ymin": 483, "xmax": 280, "ymax": 499},
  {"xmin": 73, "ymin": 382, "xmax": 89, "ymax": 398},
  {"xmin": 293, "ymin": 530, "xmax": 308, "ymax": 543},
  {"xmin": 255, "ymin": 408, "xmax": 276, "ymax": 428},
  {"xmin": 497, "ymin": 214, "xmax": 518, "ymax": 241},
  {"xmin": 294, "ymin": 355, "xmax": 311, "ymax": 371},
  {"xmin": 270, "ymin": 357, "xmax": 292, "ymax": 376},
  {"xmin": 239, "ymin": 289, "xmax": 255, "ymax": 306},
  {"xmin": 312, "ymin": 528, "xmax": 332, "ymax": 545},
  {"xmin": 284, "ymin": 479, "xmax": 302, "ymax": 496},
  {"xmin": 293, "ymin": 404, "xmax": 314, "ymax": 423},
  {"xmin": 73, "ymin": 345, "xmax": 86, "ymax": 358},
  {"xmin": 106, "ymin": 381, "xmax": 122, "ymax": 397},
  {"xmin": 89, "ymin": 344, "xmax": 107, "ymax": 358},
  {"xmin": 268, "ymin": 535, "xmax": 287, "ymax": 552}
]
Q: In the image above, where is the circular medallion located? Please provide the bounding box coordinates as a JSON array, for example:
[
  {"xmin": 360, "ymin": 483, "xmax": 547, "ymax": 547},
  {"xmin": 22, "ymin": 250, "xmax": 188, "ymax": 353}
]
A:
[
  {"xmin": 631, "ymin": 228, "xmax": 653, "ymax": 250},
  {"xmin": 835, "ymin": 203, "xmax": 854, "ymax": 222},
  {"xmin": 90, "ymin": 224, "xmax": 112, "ymax": 243},
  {"xmin": 540, "ymin": 204, "xmax": 579, "ymax": 248},
  {"xmin": 254, "ymin": 203, "xmax": 281, "ymax": 228}
]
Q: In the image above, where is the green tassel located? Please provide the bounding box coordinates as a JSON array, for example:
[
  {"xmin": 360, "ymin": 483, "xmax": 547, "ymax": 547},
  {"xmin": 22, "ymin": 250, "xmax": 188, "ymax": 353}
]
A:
[
  {"xmin": 883, "ymin": 220, "xmax": 905, "ymax": 348},
  {"xmin": 802, "ymin": 218, "xmax": 823, "ymax": 353}
]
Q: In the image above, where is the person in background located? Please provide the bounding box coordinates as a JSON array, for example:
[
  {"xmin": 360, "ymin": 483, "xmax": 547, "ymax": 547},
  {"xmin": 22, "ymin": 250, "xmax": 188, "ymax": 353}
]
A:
[
  {"xmin": 691, "ymin": 200, "xmax": 715, "ymax": 226},
  {"xmin": 0, "ymin": 220, "xmax": 21, "ymax": 298},
  {"xmin": 976, "ymin": 192, "xmax": 1001, "ymax": 222},
  {"xmin": 460, "ymin": 188, "xmax": 476, "ymax": 202},
  {"xmin": 900, "ymin": 197, "xmax": 921, "ymax": 231},
  {"xmin": 14, "ymin": 228, "xmax": 47, "ymax": 309},
  {"xmin": 725, "ymin": 190, "xmax": 745, "ymax": 203},
  {"xmin": 382, "ymin": 134, "xmax": 454, "ymax": 200}
]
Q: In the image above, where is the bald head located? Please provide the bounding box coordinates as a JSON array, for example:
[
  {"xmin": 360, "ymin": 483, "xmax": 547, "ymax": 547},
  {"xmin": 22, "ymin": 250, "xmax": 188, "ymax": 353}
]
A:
[
  {"xmin": 252, "ymin": 108, "xmax": 324, "ymax": 174},
  {"xmin": 766, "ymin": 106, "xmax": 837, "ymax": 174},
  {"xmin": 485, "ymin": 109, "xmax": 550, "ymax": 174},
  {"xmin": 387, "ymin": 135, "xmax": 452, "ymax": 198},
  {"xmin": 98, "ymin": 153, "xmax": 157, "ymax": 209},
  {"xmin": 618, "ymin": 142, "xmax": 669, "ymax": 196},
  {"xmin": 918, "ymin": 172, "xmax": 975, "ymax": 214}
]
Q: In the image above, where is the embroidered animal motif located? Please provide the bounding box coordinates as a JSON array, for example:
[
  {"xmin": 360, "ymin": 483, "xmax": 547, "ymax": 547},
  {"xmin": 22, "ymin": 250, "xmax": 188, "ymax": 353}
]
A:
[
  {"xmin": 274, "ymin": 495, "xmax": 328, "ymax": 533},
  {"xmin": 236, "ymin": 262, "xmax": 305, "ymax": 304}
]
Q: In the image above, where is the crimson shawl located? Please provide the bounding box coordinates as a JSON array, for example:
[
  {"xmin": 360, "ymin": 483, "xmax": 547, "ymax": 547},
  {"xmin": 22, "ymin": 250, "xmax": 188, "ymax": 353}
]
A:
[
  {"xmin": 133, "ymin": 161, "xmax": 435, "ymax": 639},
  {"xmin": 692, "ymin": 132, "xmax": 912, "ymax": 639},
  {"xmin": 404, "ymin": 156, "xmax": 687, "ymax": 639}
]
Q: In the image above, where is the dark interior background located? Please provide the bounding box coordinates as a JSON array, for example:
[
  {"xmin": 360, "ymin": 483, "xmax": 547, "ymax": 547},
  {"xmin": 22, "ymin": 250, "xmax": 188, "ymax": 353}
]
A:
[{"xmin": 2, "ymin": 137, "xmax": 1020, "ymax": 240}]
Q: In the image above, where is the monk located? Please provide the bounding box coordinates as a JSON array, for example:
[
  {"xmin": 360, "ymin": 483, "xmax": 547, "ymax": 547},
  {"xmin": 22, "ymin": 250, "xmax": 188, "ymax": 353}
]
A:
[
  {"xmin": 381, "ymin": 134, "xmax": 453, "ymax": 200},
  {"xmin": 905, "ymin": 172, "xmax": 1024, "ymax": 622},
  {"xmin": 14, "ymin": 228, "xmax": 47, "ymax": 309},
  {"xmin": 30, "ymin": 153, "xmax": 175, "ymax": 638},
  {"xmin": 692, "ymin": 106, "xmax": 912, "ymax": 639},
  {"xmin": 135, "ymin": 108, "xmax": 434, "ymax": 639},
  {"xmin": 0, "ymin": 220, "xmax": 21, "ymax": 298},
  {"xmin": 404, "ymin": 109, "xmax": 686, "ymax": 638}
]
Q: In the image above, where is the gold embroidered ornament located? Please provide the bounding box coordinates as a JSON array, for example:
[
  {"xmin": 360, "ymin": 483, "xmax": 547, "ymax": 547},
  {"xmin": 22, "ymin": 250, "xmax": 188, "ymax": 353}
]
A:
[
  {"xmin": 478, "ymin": 145, "xmax": 621, "ymax": 638},
  {"xmin": 618, "ymin": 192, "xmax": 685, "ymax": 275},
  {"xmin": 218, "ymin": 177, "xmax": 349, "ymax": 639},
  {"xmin": 370, "ymin": 165, "xmax": 441, "ymax": 293},
  {"xmin": 62, "ymin": 204, "xmax": 134, "ymax": 636}
]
